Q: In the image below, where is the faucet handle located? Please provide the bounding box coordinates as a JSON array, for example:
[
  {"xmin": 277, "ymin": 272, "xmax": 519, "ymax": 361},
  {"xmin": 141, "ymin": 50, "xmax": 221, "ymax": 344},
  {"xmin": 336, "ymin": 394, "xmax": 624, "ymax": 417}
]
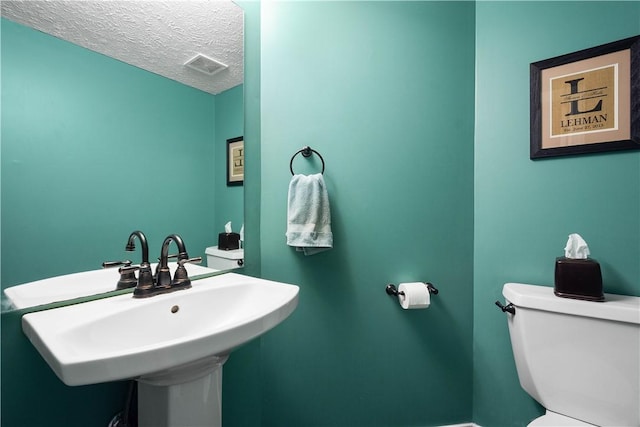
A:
[
  {"xmin": 102, "ymin": 260, "xmax": 132, "ymax": 269},
  {"xmin": 171, "ymin": 257, "xmax": 202, "ymax": 290},
  {"xmin": 118, "ymin": 265, "xmax": 140, "ymax": 274},
  {"xmin": 115, "ymin": 264, "xmax": 139, "ymax": 290},
  {"xmin": 103, "ymin": 260, "xmax": 136, "ymax": 290},
  {"xmin": 178, "ymin": 256, "xmax": 202, "ymax": 266}
]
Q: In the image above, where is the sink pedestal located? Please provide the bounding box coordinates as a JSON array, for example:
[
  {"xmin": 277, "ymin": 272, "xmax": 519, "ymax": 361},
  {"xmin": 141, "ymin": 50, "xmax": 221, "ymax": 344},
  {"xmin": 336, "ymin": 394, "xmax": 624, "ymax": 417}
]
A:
[{"xmin": 137, "ymin": 355, "xmax": 229, "ymax": 427}]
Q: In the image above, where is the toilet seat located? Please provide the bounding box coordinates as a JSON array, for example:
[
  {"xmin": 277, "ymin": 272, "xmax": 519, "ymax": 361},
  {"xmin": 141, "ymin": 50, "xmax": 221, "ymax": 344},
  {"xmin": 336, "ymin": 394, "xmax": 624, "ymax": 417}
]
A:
[{"xmin": 528, "ymin": 410, "xmax": 598, "ymax": 427}]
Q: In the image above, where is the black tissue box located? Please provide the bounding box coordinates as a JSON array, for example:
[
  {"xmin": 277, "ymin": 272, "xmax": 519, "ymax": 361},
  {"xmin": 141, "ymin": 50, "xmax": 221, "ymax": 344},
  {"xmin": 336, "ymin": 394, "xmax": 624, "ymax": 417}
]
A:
[
  {"xmin": 554, "ymin": 257, "xmax": 604, "ymax": 301},
  {"xmin": 218, "ymin": 232, "xmax": 240, "ymax": 250}
]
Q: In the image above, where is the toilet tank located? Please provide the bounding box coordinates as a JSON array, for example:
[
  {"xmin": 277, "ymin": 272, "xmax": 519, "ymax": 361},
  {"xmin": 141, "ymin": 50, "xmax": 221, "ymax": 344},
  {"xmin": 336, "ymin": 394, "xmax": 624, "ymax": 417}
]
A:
[
  {"xmin": 205, "ymin": 246, "xmax": 244, "ymax": 270},
  {"xmin": 503, "ymin": 283, "xmax": 639, "ymax": 427}
]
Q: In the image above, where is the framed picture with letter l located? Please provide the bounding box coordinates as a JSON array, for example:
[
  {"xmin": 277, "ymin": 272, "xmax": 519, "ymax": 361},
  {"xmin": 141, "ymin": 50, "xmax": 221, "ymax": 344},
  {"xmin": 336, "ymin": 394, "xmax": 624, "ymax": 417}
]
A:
[
  {"xmin": 226, "ymin": 136, "xmax": 244, "ymax": 186},
  {"xmin": 530, "ymin": 35, "xmax": 640, "ymax": 159}
]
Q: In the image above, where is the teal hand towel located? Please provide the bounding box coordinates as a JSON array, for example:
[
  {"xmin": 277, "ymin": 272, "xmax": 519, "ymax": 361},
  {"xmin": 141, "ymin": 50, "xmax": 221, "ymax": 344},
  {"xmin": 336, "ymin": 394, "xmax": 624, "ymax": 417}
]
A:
[{"xmin": 286, "ymin": 173, "xmax": 333, "ymax": 256}]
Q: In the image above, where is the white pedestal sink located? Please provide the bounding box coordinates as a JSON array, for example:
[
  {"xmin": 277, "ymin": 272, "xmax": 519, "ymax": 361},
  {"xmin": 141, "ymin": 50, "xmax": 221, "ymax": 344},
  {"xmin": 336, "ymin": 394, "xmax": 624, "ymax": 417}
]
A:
[{"xmin": 22, "ymin": 273, "xmax": 299, "ymax": 427}]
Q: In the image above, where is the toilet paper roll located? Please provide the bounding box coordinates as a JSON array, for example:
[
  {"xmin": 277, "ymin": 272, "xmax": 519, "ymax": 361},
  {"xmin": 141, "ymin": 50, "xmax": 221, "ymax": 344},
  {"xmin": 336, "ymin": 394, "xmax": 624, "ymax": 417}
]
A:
[{"xmin": 398, "ymin": 282, "xmax": 430, "ymax": 309}]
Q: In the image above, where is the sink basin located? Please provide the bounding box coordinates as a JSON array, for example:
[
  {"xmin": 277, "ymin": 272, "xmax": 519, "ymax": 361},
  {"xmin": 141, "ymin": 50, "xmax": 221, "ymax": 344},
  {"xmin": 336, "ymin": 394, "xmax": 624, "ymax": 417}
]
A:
[
  {"xmin": 22, "ymin": 272, "xmax": 299, "ymax": 386},
  {"xmin": 4, "ymin": 262, "xmax": 217, "ymax": 309}
]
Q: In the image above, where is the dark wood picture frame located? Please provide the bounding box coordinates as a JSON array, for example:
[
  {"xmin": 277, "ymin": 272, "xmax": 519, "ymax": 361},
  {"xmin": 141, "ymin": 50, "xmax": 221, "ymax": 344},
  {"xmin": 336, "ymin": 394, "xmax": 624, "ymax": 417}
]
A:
[
  {"xmin": 530, "ymin": 35, "xmax": 639, "ymax": 159},
  {"xmin": 226, "ymin": 136, "xmax": 244, "ymax": 186}
]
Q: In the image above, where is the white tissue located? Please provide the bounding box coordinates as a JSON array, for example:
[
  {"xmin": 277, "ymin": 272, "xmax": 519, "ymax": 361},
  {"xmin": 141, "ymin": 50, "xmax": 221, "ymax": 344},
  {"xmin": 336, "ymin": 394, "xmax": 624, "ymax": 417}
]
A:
[
  {"xmin": 225, "ymin": 221, "xmax": 232, "ymax": 233},
  {"xmin": 564, "ymin": 233, "xmax": 590, "ymax": 259},
  {"xmin": 398, "ymin": 282, "xmax": 431, "ymax": 309}
]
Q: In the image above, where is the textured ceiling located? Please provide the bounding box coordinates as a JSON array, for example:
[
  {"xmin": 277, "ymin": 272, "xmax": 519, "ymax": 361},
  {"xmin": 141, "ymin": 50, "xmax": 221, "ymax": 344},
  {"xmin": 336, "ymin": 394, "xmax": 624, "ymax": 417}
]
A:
[{"xmin": 1, "ymin": 0, "xmax": 244, "ymax": 95}]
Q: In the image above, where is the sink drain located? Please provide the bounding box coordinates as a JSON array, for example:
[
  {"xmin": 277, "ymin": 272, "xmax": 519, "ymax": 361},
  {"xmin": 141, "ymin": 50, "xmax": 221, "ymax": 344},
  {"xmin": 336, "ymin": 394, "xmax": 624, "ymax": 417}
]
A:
[{"xmin": 171, "ymin": 305, "xmax": 179, "ymax": 313}]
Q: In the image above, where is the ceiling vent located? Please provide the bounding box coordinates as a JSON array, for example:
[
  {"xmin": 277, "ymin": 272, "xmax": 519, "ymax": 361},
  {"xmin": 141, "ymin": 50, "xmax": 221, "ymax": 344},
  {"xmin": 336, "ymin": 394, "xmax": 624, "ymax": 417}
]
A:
[{"xmin": 184, "ymin": 54, "xmax": 228, "ymax": 76}]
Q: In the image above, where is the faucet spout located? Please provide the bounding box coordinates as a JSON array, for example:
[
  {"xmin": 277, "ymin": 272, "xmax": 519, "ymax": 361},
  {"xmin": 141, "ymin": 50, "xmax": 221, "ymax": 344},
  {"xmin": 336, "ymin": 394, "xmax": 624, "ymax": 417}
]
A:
[
  {"xmin": 159, "ymin": 234, "xmax": 188, "ymax": 266},
  {"xmin": 126, "ymin": 230, "xmax": 155, "ymax": 295},
  {"xmin": 126, "ymin": 230, "xmax": 150, "ymax": 266},
  {"xmin": 156, "ymin": 234, "xmax": 189, "ymax": 289}
]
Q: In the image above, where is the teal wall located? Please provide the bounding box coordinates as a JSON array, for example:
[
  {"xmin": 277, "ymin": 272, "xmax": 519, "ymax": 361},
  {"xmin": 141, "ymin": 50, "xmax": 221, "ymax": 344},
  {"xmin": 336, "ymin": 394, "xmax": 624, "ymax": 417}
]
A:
[
  {"xmin": 2, "ymin": 2, "xmax": 639, "ymax": 427},
  {"xmin": 473, "ymin": 2, "xmax": 640, "ymax": 426},
  {"xmin": 256, "ymin": 2, "xmax": 475, "ymax": 426},
  {"xmin": 1, "ymin": 18, "xmax": 242, "ymax": 426}
]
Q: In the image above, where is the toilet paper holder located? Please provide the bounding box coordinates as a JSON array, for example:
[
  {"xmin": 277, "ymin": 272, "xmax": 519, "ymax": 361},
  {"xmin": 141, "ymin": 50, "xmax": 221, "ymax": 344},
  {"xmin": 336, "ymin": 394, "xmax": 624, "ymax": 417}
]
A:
[{"xmin": 385, "ymin": 282, "xmax": 439, "ymax": 297}]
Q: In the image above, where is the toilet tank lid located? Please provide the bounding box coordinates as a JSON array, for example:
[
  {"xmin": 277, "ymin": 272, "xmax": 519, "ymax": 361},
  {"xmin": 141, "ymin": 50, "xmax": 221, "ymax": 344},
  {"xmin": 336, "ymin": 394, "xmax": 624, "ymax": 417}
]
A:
[
  {"xmin": 503, "ymin": 283, "xmax": 640, "ymax": 325},
  {"xmin": 205, "ymin": 246, "xmax": 244, "ymax": 260}
]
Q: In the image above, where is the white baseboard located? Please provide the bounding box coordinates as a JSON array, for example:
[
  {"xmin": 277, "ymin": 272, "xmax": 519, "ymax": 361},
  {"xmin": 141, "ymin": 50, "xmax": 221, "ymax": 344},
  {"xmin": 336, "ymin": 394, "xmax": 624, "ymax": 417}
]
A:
[{"xmin": 439, "ymin": 423, "xmax": 480, "ymax": 427}]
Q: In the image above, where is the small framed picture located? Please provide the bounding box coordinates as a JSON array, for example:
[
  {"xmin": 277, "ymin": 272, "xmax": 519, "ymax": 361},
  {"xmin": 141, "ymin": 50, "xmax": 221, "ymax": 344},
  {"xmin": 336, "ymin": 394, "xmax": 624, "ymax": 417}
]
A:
[
  {"xmin": 530, "ymin": 35, "xmax": 639, "ymax": 159},
  {"xmin": 227, "ymin": 136, "xmax": 244, "ymax": 186}
]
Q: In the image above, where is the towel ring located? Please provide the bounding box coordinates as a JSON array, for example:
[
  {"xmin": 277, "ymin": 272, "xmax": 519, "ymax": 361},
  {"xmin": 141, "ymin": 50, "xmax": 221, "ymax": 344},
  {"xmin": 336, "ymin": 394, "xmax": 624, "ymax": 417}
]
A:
[{"xmin": 290, "ymin": 146, "xmax": 325, "ymax": 175}]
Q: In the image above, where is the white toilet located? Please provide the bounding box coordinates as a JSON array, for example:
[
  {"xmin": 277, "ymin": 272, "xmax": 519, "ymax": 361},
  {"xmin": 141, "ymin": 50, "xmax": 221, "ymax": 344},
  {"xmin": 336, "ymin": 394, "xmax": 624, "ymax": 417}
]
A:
[{"xmin": 501, "ymin": 283, "xmax": 639, "ymax": 427}]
